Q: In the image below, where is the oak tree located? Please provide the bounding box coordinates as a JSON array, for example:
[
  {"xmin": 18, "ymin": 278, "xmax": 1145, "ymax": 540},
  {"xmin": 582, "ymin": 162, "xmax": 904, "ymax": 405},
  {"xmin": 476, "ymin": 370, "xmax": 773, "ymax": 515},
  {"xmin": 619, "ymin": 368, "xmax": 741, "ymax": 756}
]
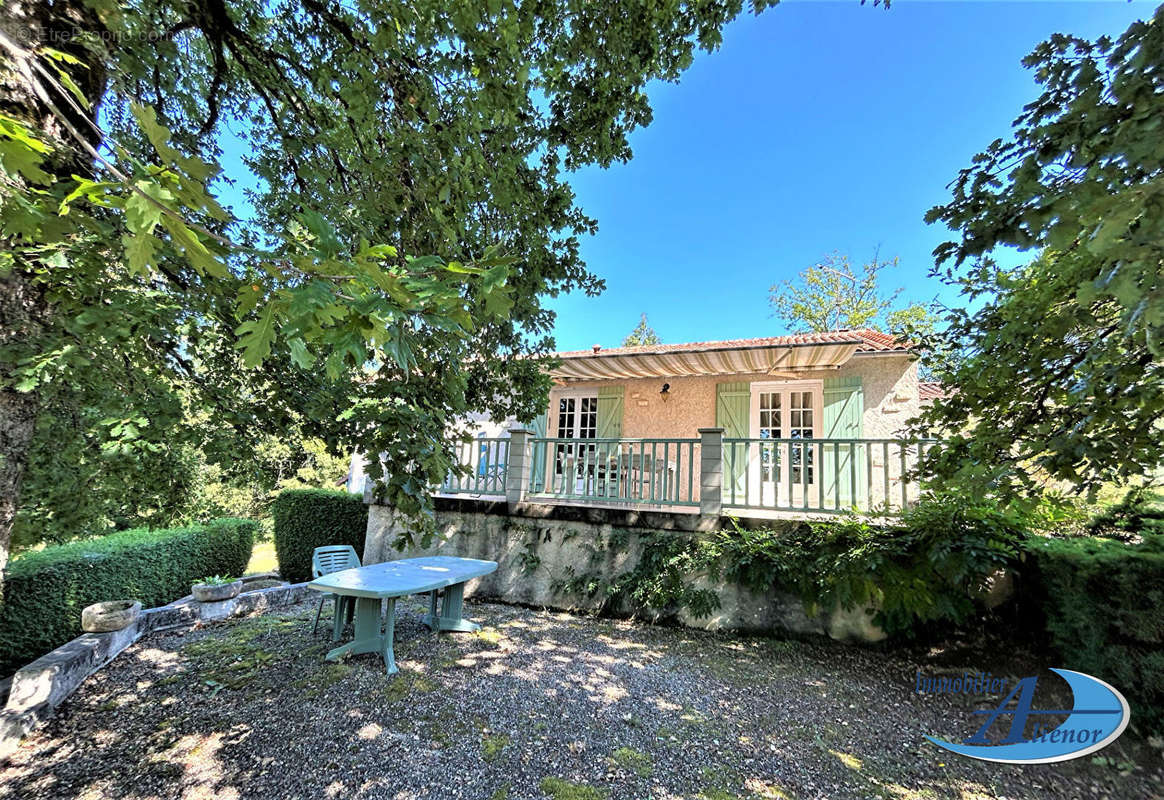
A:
[
  {"xmin": 917, "ymin": 8, "xmax": 1164, "ymax": 495},
  {"xmin": 0, "ymin": 0, "xmax": 785, "ymax": 577}
]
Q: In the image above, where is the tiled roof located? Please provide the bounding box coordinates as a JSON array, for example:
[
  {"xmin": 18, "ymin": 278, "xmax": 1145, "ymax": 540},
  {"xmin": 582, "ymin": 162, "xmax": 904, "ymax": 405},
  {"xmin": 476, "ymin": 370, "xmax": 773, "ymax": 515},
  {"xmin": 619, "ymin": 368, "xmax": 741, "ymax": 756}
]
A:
[
  {"xmin": 918, "ymin": 381, "xmax": 947, "ymax": 400},
  {"xmin": 554, "ymin": 329, "xmax": 907, "ymax": 360}
]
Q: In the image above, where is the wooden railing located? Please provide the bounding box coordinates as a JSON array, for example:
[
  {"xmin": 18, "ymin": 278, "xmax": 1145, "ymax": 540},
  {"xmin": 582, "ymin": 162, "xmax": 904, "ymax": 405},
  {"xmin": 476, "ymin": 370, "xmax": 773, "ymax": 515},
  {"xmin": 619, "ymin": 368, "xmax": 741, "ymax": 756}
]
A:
[
  {"xmin": 435, "ymin": 432, "xmax": 933, "ymax": 515},
  {"xmin": 722, "ymin": 437, "xmax": 936, "ymax": 514},
  {"xmin": 439, "ymin": 437, "xmax": 510, "ymax": 496},
  {"xmin": 527, "ymin": 437, "xmax": 701, "ymax": 507}
]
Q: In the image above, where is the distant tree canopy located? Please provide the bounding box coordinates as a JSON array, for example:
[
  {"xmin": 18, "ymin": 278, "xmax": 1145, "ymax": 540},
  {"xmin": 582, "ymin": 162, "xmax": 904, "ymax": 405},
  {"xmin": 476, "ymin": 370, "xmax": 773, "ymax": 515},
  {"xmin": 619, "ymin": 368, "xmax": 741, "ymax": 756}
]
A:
[
  {"xmin": 768, "ymin": 253, "xmax": 939, "ymax": 379},
  {"xmin": 769, "ymin": 251, "xmax": 935, "ymax": 336},
  {"xmin": 622, "ymin": 313, "xmax": 662, "ymax": 347},
  {"xmin": 916, "ymin": 8, "xmax": 1164, "ymax": 496},
  {"xmin": 0, "ymin": 0, "xmax": 788, "ymax": 575}
]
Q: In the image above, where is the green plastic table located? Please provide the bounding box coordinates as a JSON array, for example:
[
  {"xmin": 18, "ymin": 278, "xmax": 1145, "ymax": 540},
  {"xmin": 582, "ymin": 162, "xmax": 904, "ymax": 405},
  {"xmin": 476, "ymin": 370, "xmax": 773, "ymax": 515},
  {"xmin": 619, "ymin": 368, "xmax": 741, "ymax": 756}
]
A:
[{"xmin": 306, "ymin": 556, "xmax": 498, "ymax": 674}]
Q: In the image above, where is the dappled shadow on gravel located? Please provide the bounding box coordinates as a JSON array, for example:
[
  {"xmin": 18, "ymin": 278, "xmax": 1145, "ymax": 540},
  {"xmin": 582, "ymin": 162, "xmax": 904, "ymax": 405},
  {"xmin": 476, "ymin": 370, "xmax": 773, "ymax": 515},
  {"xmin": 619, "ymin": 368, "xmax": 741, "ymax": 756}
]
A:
[{"xmin": 1, "ymin": 599, "xmax": 1160, "ymax": 800}]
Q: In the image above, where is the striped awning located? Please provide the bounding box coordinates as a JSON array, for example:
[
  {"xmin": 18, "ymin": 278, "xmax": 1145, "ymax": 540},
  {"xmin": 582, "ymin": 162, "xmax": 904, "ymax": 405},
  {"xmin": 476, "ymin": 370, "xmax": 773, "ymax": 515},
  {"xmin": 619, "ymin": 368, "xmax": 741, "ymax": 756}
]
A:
[{"xmin": 550, "ymin": 341, "xmax": 860, "ymax": 381}]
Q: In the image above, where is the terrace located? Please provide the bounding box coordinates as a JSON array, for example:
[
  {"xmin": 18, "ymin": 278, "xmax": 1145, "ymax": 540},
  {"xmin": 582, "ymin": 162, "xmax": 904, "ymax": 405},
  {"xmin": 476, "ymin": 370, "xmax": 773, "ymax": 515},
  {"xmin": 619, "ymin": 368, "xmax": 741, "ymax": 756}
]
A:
[{"xmin": 440, "ymin": 430, "xmax": 935, "ymax": 518}]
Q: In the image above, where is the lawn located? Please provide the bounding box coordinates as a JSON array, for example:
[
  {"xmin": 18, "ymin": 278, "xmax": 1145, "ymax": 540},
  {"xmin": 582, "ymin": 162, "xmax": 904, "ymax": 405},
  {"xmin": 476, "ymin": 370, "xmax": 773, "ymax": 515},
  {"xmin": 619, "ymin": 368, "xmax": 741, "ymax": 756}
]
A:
[
  {"xmin": 244, "ymin": 540, "xmax": 278, "ymax": 576},
  {"xmin": 1, "ymin": 599, "xmax": 1159, "ymax": 800}
]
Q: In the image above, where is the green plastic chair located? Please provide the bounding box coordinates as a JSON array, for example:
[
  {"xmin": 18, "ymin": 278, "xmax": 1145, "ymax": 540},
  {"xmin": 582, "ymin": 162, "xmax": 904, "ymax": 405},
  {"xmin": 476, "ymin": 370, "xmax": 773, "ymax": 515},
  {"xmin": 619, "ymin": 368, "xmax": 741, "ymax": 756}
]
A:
[{"xmin": 311, "ymin": 545, "xmax": 361, "ymax": 635}]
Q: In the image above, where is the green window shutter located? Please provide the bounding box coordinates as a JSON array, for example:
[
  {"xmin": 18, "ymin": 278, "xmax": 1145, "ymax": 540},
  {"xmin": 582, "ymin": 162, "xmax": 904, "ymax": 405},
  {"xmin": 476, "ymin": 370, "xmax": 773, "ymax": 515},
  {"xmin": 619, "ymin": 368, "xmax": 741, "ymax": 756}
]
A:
[
  {"xmin": 822, "ymin": 376, "xmax": 865, "ymax": 508},
  {"xmin": 823, "ymin": 376, "xmax": 864, "ymax": 438},
  {"xmin": 716, "ymin": 381, "xmax": 751, "ymax": 498},
  {"xmin": 596, "ymin": 386, "xmax": 624, "ymax": 438},
  {"xmin": 529, "ymin": 410, "xmax": 548, "ymax": 491},
  {"xmin": 715, "ymin": 381, "xmax": 750, "ymax": 437}
]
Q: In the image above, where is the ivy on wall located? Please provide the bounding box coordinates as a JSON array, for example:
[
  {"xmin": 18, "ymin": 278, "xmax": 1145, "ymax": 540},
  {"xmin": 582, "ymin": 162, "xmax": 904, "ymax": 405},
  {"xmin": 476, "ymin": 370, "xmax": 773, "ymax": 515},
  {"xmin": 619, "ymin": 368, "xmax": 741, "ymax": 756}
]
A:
[
  {"xmin": 531, "ymin": 491, "xmax": 1033, "ymax": 637},
  {"xmin": 552, "ymin": 529, "xmax": 720, "ymax": 621}
]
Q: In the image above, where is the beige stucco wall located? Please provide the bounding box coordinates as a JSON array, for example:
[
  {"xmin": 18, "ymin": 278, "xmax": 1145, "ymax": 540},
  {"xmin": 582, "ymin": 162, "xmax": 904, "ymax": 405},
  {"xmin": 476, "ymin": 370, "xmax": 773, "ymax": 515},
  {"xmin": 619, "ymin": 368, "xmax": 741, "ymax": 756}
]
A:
[{"xmin": 547, "ymin": 354, "xmax": 920, "ymax": 440}]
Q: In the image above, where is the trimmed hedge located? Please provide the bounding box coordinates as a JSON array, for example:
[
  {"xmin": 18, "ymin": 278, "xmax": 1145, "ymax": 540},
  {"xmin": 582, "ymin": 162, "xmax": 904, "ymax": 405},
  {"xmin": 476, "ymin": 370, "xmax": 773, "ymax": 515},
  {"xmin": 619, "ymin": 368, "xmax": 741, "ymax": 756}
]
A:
[
  {"xmin": 272, "ymin": 489, "xmax": 368, "ymax": 583},
  {"xmin": 1029, "ymin": 534, "xmax": 1164, "ymax": 734},
  {"xmin": 0, "ymin": 518, "xmax": 254, "ymax": 675}
]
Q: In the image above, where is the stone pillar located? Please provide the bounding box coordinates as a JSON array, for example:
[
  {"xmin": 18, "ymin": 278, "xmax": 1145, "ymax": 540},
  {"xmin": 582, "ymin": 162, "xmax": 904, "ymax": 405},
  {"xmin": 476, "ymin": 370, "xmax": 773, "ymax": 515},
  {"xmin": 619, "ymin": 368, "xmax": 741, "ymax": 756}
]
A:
[
  {"xmin": 698, "ymin": 427, "xmax": 724, "ymax": 518},
  {"xmin": 505, "ymin": 429, "xmax": 532, "ymax": 509}
]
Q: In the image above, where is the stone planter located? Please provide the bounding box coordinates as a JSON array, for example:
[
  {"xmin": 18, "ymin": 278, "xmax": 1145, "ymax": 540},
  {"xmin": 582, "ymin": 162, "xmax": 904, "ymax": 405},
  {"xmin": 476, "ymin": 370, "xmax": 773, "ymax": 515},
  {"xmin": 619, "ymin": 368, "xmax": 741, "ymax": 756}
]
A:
[
  {"xmin": 191, "ymin": 580, "xmax": 243, "ymax": 602},
  {"xmin": 81, "ymin": 600, "xmax": 142, "ymax": 633}
]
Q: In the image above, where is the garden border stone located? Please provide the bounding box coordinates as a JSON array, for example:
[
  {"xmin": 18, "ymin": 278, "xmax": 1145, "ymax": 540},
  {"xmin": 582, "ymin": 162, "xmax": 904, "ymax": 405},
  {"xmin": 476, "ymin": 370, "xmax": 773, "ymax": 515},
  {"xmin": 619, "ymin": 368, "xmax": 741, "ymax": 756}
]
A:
[{"xmin": 0, "ymin": 580, "xmax": 309, "ymax": 760}]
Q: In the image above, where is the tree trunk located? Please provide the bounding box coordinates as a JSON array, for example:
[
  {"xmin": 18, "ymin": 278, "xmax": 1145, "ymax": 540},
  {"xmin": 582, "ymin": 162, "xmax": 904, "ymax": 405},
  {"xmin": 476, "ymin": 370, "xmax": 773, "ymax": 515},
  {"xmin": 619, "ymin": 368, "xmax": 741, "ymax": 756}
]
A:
[
  {"xmin": 0, "ymin": 0, "xmax": 107, "ymax": 579},
  {"xmin": 0, "ymin": 272, "xmax": 45, "ymax": 577}
]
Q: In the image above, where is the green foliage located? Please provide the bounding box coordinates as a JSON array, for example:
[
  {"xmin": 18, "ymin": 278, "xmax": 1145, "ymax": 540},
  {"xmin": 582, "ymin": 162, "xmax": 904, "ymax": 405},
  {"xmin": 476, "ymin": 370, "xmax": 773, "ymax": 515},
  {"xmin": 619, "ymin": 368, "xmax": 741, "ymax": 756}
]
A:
[
  {"xmin": 2, "ymin": 0, "xmax": 794, "ymax": 570},
  {"xmin": 555, "ymin": 529, "xmax": 719, "ymax": 621},
  {"xmin": 1029, "ymin": 533, "xmax": 1164, "ymax": 733},
  {"xmin": 918, "ymin": 10, "xmax": 1164, "ymax": 495},
  {"xmin": 702, "ymin": 492, "xmax": 1030, "ymax": 636},
  {"xmin": 13, "ymin": 410, "xmax": 349, "ymax": 555},
  {"xmin": 622, "ymin": 313, "xmax": 662, "ymax": 347},
  {"xmin": 196, "ymin": 574, "xmax": 237, "ymax": 586},
  {"xmin": 768, "ymin": 251, "xmax": 932, "ymax": 335},
  {"xmin": 1083, "ymin": 486, "xmax": 1164, "ymax": 541},
  {"xmin": 612, "ymin": 533, "xmax": 720, "ymax": 619},
  {"xmin": 0, "ymin": 518, "xmax": 254, "ymax": 675},
  {"xmin": 552, "ymin": 493, "xmax": 1030, "ymax": 636},
  {"xmin": 272, "ymin": 489, "xmax": 368, "ymax": 583},
  {"xmin": 183, "ymin": 433, "xmax": 352, "ymax": 528},
  {"xmin": 11, "ymin": 407, "xmax": 202, "ymax": 551}
]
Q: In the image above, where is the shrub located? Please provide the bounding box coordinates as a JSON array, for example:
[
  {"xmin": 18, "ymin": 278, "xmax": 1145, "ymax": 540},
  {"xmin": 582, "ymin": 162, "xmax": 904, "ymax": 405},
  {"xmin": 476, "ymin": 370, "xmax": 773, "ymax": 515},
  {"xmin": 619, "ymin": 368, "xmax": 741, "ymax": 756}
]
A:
[
  {"xmin": 702, "ymin": 490, "xmax": 1030, "ymax": 636},
  {"xmin": 1028, "ymin": 533, "xmax": 1164, "ymax": 734},
  {"xmin": 1083, "ymin": 485, "xmax": 1164, "ymax": 541},
  {"xmin": 0, "ymin": 518, "xmax": 254, "ymax": 675},
  {"xmin": 272, "ymin": 489, "xmax": 368, "ymax": 582}
]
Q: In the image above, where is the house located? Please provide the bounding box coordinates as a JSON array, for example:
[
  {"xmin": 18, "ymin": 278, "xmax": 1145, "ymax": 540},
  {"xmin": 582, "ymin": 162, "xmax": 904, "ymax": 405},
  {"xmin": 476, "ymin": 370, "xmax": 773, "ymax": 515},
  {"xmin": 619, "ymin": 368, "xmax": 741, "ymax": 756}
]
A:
[
  {"xmin": 540, "ymin": 328, "xmax": 919, "ymax": 443},
  {"xmin": 350, "ymin": 328, "xmax": 933, "ymax": 516}
]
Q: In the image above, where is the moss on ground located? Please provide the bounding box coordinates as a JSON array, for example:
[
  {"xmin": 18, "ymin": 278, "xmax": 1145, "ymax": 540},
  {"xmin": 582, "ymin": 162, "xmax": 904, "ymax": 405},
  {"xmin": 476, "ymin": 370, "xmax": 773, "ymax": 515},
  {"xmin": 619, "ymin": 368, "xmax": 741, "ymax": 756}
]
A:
[
  {"xmin": 474, "ymin": 626, "xmax": 509, "ymax": 647},
  {"xmin": 698, "ymin": 766, "xmax": 744, "ymax": 800},
  {"xmin": 482, "ymin": 733, "xmax": 510, "ymax": 762},
  {"xmin": 609, "ymin": 746, "xmax": 651, "ymax": 777},
  {"xmin": 539, "ymin": 777, "xmax": 607, "ymax": 800},
  {"xmin": 697, "ymin": 791, "xmax": 737, "ymax": 800},
  {"xmin": 381, "ymin": 669, "xmax": 438, "ymax": 701},
  {"xmin": 291, "ymin": 662, "xmax": 352, "ymax": 697}
]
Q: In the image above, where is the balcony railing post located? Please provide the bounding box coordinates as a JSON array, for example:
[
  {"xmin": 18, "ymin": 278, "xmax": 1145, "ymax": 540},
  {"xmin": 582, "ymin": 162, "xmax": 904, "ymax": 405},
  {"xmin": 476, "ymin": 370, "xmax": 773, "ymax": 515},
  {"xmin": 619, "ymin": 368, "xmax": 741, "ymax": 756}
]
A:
[
  {"xmin": 505, "ymin": 429, "xmax": 532, "ymax": 509},
  {"xmin": 698, "ymin": 427, "xmax": 724, "ymax": 518}
]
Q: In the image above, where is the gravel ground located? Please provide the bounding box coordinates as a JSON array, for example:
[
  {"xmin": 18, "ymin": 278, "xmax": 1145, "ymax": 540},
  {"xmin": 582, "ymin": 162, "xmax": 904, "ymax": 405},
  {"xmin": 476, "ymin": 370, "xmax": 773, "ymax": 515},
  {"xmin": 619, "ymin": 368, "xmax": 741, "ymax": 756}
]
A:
[{"xmin": 1, "ymin": 598, "xmax": 1161, "ymax": 800}]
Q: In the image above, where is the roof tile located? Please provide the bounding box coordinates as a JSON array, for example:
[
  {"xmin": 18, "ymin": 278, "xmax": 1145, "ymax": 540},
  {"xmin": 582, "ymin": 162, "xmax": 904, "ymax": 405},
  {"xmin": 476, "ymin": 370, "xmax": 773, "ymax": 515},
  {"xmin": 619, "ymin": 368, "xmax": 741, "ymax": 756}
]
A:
[
  {"xmin": 918, "ymin": 381, "xmax": 947, "ymax": 400},
  {"xmin": 554, "ymin": 328, "xmax": 908, "ymax": 359}
]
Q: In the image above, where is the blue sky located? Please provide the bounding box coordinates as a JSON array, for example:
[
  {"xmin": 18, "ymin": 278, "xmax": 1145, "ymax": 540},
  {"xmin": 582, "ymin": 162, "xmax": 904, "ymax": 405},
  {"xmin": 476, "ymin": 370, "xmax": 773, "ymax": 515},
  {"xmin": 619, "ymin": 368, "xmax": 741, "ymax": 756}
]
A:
[{"xmin": 548, "ymin": 1, "xmax": 1152, "ymax": 351}]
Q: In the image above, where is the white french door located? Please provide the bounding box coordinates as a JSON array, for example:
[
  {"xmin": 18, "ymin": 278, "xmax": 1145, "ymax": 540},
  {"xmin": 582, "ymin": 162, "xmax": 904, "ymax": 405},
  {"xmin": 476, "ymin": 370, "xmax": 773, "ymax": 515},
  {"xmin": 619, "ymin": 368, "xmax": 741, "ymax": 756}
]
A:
[
  {"xmin": 554, "ymin": 393, "xmax": 597, "ymax": 491},
  {"xmin": 749, "ymin": 381, "xmax": 822, "ymax": 506}
]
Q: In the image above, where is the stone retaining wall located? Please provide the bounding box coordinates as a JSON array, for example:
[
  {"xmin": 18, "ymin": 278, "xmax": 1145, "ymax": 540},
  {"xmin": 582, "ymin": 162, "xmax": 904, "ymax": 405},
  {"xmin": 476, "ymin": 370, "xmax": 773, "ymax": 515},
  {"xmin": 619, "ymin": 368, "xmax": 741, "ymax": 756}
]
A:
[
  {"xmin": 0, "ymin": 578, "xmax": 310, "ymax": 759},
  {"xmin": 364, "ymin": 499, "xmax": 886, "ymax": 642}
]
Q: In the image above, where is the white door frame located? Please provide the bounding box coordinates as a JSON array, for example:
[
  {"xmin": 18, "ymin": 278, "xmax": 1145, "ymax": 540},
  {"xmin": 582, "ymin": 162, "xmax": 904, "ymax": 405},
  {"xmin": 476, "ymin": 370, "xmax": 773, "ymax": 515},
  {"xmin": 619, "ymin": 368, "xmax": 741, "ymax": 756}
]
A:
[
  {"xmin": 549, "ymin": 388, "xmax": 598, "ymax": 493},
  {"xmin": 748, "ymin": 380, "xmax": 823, "ymax": 506}
]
